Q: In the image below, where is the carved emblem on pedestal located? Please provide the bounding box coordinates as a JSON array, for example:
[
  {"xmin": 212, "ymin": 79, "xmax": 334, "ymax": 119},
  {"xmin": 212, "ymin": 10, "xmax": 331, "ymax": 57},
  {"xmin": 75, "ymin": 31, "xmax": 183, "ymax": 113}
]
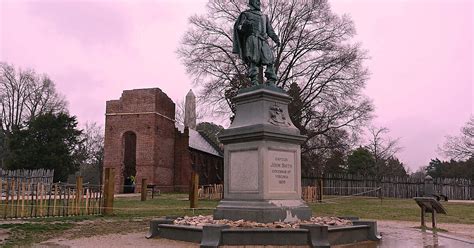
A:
[{"xmin": 269, "ymin": 103, "xmax": 291, "ymax": 127}]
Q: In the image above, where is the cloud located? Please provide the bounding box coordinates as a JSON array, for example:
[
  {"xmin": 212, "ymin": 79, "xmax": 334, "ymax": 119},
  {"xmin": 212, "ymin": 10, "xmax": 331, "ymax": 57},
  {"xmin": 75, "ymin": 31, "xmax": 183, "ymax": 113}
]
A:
[{"xmin": 25, "ymin": 1, "xmax": 132, "ymax": 46}]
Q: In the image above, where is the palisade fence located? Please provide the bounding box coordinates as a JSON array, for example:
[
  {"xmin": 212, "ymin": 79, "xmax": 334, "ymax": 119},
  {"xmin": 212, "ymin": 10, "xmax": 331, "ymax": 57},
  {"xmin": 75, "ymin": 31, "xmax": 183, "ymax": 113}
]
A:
[
  {"xmin": 1, "ymin": 169, "xmax": 103, "ymax": 219},
  {"xmin": 198, "ymin": 184, "xmax": 320, "ymax": 203},
  {"xmin": 302, "ymin": 173, "xmax": 474, "ymax": 200},
  {"xmin": 198, "ymin": 184, "xmax": 224, "ymax": 200},
  {"xmin": 0, "ymin": 169, "xmax": 54, "ymax": 185}
]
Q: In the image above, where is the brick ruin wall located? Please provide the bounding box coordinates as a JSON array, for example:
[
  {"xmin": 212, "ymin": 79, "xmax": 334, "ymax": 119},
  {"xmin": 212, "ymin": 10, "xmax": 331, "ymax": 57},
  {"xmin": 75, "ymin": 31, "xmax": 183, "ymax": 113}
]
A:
[{"xmin": 104, "ymin": 88, "xmax": 178, "ymax": 193}]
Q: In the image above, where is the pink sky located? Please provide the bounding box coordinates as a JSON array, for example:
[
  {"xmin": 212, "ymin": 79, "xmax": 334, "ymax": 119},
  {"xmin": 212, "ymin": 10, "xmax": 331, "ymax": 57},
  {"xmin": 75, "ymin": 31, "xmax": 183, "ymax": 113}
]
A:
[{"xmin": 0, "ymin": 0, "xmax": 472, "ymax": 171}]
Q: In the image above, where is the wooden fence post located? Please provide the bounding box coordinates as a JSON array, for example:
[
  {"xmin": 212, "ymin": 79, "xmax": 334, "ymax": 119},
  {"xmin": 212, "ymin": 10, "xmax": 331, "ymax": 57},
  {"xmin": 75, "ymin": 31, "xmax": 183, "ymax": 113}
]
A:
[
  {"xmin": 11, "ymin": 179, "xmax": 15, "ymax": 218},
  {"xmin": 4, "ymin": 179, "xmax": 9, "ymax": 219},
  {"xmin": 0, "ymin": 178, "xmax": 2, "ymax": 218},
  {"xmin": 76, "ymin": 176, "xmax": 83, "ymax": 215},
  {"xmin": 190, "ymin": 172, "xmax": 199, "ymax": 208},
  {"xmin": 21, "ymin": 181, "xmax": 25, "ymax": 218},
  {"xmin": 53, "ymin": 184, "xmax": 58, "ymax": 216},
  {"xmin": 141, "ymin": 178, "xmax": 147, "ymax": 202},
  {"xmin": 318, "ymin": 178, "xmax": 324, "ymax": 202},
  {"xmin": 103, "ymin": 168, "xmax": 115, "ymax": 215}
]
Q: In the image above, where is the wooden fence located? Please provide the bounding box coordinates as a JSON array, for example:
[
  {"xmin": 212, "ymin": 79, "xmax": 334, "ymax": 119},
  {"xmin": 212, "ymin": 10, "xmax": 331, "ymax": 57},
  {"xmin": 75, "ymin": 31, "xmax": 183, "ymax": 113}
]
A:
[
  {"xmin": 1, "ymin": 169, "xmax": 54, "ymax": 185},
  {"xmin": 302, "ymin": 186, "xmax": 319, "ymax": 202},
  {"xmin": 0, "ymin": 174, "xmax": 103, "ymax": 219},
  {"xmin": 198, "ymin": 184, "xmax": 223, "ymax": 200},
  {"xmin": 198, "ymin": 184, "xmax": 320, "ymax": 202},
  {"xmin": 302, "ymin": 173, "xmax": 474, "ymax": 200}
]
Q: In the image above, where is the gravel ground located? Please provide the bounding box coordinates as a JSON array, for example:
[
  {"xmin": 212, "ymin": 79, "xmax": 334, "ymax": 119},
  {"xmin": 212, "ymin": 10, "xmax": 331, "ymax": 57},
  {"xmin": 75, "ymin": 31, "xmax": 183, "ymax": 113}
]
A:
[
  {"xmin": 37, "ymin": 233, "xmax": 196, "ymax": 248},
  {"xmin": 36, "ymin": 219, "xmax": 474, "ymax": 248}
]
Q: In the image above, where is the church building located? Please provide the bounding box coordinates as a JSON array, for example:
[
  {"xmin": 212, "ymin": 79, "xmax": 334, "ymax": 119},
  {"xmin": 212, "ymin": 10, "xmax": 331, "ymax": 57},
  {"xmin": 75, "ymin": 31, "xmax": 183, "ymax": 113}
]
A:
[{"xmin": 103, "ymin": 88, "xmax": 223, "ymax": 193}]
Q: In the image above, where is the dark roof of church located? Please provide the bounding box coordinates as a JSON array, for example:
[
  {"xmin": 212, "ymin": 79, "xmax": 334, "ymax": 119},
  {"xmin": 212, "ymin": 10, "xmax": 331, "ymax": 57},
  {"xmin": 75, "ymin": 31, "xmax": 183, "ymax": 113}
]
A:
[{"xmin": 176, "ymin": 124, "xmax": 222, "ymax": 157}]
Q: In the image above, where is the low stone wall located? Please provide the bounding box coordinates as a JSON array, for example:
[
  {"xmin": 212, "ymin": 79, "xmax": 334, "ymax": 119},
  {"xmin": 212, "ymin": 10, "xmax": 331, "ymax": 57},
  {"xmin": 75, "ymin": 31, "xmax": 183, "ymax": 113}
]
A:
[{"xmin": 147, "ymin": 218, "xmax": 380, "ymax": 247}]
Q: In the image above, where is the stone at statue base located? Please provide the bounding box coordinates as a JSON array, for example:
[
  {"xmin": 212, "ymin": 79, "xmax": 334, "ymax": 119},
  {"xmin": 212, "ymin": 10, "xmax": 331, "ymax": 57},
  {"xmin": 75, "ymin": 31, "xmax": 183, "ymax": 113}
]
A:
[
  {"xmin": 214, "ymin": 200, "xmax": 311, "ymax": 223},
  {"xmin": 214, "ymin": 84, "xmax": 311, "ymax": 223}
]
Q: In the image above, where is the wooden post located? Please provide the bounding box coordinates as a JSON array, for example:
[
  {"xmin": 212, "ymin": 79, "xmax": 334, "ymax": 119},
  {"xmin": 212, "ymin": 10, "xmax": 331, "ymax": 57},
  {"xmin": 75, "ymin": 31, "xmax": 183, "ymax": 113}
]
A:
[
  {"xmin": 0, "ymin": 178, "xmax": 2, "ymax": 217},
  {"xmin": 67, "ymin": 187, "xmax": 71, "ymax": 216},
  {"xmin": 98, "ymin": 184, "xmax": 103, "ymax": 215},
  {"xmin": 92, "ymin": 189, "xmax": 96, "ymax": 214},
  {"xmin": 46, "ymin": 183, "xmax": 52, "ymax": 217},
  {"xmin": 103, "ymin": 168, "xmax": 115, "ymax": 215},
  {"xmin": 38, "ymin": 182, "xmax": 42, "ymax": 217},
  {"xmin": 4, "ymin": 179, "xmax": 9, "ymax": 219},
  {"xmin": 95, "ymin": 191, "xmax": 99, "ymax": 214},
  {"xmin": 61, "ymin": 185, "xmax": 64, "ymax": 216},
  {"xmin": 91, "ymin": 191, "xmax": 95, "ymax": 215},
  {"xmin": 40, "ymin": 183, "xmax": 44, "ymax": 217},
  {"xmin": 11, "ymin": 179, "xmax": 15, "ymax": 218},
  {"xmin": 190, "ymin": 172, "xmax": 199, "ymax": 209},
  {"xmin": 59, "ymin": 186, "xmax": 63, "ymax": 217},
  {"xmin": 28, "ymin": 182, "xmax": 33, "ymax": 218},
  {"xmin": 421, "ymin": 205, "xmax": 426, "ymax": 228},
  {"xmin": 21, "ymin": 182, "xmax": 25, "ymax": 218},
  {"xmin": 34, "ymin": 183, "xmax": 39, "ymax": 217},
  {"xmin": 15, "ymin": 179, "xmax": 21, "ymax": 218},
  {"xmin": 318, "ymin": 178, "xmax": 324, "ymax": 202},
  {"xmin": 85, "ymin": 188, "xmax": 90, "ymax": 215},
  {"xmin": 141, "ymin": 178, "xmax": 147, "ymax": 202},
  {"xmin": 53, "ymin": 184, "xmax": 58, "ymax": 217},
  {"xmin": 76, "ymin": 176, "xmax": 83, "ymax": 215}
]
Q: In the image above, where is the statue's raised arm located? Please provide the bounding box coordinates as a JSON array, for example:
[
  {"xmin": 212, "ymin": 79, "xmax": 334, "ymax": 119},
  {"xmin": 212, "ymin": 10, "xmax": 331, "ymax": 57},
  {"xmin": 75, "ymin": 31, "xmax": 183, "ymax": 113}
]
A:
[{"xmin": 232, "ymin": 0, "xmax": 280, "ymax": 86}]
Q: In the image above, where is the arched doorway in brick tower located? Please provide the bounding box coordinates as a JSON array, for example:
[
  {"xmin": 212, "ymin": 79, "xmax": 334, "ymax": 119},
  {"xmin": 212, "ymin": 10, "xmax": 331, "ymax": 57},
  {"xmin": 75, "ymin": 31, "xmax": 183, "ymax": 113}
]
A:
[{"xmin": 122, "ymin": 131, "xmax": 137, "ymax": 193}]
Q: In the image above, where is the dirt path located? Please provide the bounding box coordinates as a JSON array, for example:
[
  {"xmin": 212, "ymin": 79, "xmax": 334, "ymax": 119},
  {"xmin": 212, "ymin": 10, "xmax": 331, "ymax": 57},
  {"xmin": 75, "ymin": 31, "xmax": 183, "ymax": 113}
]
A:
[{"xmin": 39, "ymin": 233, "xmax": 197, "ymax": 248}]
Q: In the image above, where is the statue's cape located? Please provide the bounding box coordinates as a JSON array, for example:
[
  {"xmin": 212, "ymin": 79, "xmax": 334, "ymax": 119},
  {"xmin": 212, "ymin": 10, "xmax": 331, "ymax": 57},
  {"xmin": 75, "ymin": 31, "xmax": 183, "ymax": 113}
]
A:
[{"xmin": 232, "ymin": 13, "xmax": 244, "ymax": 58}]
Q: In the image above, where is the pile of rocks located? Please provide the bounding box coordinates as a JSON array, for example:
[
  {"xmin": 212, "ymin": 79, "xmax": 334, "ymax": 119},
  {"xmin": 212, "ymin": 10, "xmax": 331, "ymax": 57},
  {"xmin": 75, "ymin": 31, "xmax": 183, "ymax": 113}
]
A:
[{"xmin": 173, "ymin": 215, "xmax": 351, "ymax": 229}]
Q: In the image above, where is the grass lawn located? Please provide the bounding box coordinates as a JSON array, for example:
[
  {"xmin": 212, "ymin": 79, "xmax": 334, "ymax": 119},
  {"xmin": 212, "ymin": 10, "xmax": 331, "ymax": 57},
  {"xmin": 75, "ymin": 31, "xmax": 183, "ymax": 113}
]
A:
[
  {"xmin": 111, "ymin": 193, "xmax": 474, "ymax": 225},
  {"xmin": 112, "ymin": 193, "xmax": 218, "ymax": 218},
  {"xmin": 310, "ymin": 196, "xmax": 474, "ymax": 225},
  {"xmin": 1, "ymin": 193, "xmax": 473, "ymax": 247}
]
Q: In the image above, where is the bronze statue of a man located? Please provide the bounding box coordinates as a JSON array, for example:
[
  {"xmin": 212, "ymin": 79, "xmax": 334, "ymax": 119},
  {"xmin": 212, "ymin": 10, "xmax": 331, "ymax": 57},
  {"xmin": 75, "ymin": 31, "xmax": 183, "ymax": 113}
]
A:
[{"xmin": 233, "ymin": 0, "xmax": 280, "ymax": 86}]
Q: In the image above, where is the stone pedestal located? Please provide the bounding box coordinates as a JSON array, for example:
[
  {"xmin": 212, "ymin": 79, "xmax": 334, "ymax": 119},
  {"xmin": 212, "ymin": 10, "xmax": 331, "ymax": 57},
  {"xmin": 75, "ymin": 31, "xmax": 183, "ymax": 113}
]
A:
[{"xmin": 214, "ymin": 84, "xmax": 311, "ymax": 223}]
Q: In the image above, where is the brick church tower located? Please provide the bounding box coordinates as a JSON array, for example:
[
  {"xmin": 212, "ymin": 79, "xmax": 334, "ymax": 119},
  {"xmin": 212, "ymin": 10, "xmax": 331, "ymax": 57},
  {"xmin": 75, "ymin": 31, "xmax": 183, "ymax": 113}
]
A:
[
  {"xmin": 103, "ymin": 88, "xmax": 223, "ymax": 193},
  {"xmin": 104, "ymin": 88, "xmax": 177, "ymax": 193}
]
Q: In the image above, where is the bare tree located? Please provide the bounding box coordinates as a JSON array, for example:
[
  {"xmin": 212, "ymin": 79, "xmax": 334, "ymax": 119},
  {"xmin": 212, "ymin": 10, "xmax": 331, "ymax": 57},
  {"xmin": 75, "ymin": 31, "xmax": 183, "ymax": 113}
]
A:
[
  {"xmin": 0, "ymin": 62, "xmax": 67, "ymax": 133},
  {"xmin": 365, "ymin": 126, "xmax": 402, "ymax": 168},
  {"xmin": 410, "ymin": 166, "xmax": 427, "ymax": 179},
  {"xmin": 178, "ymin": 0, "xmax": 373, "ymax": 139},
  {"xmin": 80, "ymin": 122, "xmax": 104, "ymax": 165},
  {"xmin": 174, "ymin": 98, "xmax": 208, "ymax": 126},
  {"xmin": 77, "ymin": 122, "xmax": 104, "ymax": 184},
  {"xmin": 440, "ymin": 116, "xmax": 474, "ymax": 160}
]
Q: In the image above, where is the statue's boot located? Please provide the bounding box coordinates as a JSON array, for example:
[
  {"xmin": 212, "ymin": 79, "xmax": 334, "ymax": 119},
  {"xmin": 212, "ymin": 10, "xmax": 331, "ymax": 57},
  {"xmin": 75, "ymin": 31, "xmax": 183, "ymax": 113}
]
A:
[
  {"xmin": 248, "ymin": 63, "xmax": 259, "ymax": 86},
  {"xmin": 265, "ymin": 64, "xmax": 277, "ymax": 85}
]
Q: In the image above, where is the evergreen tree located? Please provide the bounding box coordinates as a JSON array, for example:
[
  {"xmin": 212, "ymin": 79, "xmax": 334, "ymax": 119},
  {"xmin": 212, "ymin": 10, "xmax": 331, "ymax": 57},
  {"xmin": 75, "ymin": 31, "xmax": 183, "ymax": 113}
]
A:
[
  {"xmin": 5, "ymin": 112, "xmax": 83, "ymax": 181},
  {"xmin": 347, "ymin": 147, "xmax": 375, "ymax": 176}
]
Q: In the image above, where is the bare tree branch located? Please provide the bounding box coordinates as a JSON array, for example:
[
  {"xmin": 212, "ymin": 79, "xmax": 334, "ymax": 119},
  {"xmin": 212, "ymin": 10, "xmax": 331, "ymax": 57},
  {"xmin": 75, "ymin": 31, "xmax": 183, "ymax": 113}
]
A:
[
  {"xmin": 0, "ymin": 62, "xmax": 67, "ymax": 133},
  {"xmin": 178, "ymin": 0, "xmax": 373, "ymax": 148},
  {"xmin": 365, "ymin": 126, "xmax": 402, "ymax": 165},
  {"xmin": 440, "ymin": 116, "xmax": 474, "ymax": 160}
]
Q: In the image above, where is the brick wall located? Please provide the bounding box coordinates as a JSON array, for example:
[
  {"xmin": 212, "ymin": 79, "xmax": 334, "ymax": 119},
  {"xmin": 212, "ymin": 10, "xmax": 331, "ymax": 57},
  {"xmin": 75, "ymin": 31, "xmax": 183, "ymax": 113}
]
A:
[
  {"xmin": 103, "ymin": 87, "xmax": 223, "ymax": 194},
  {"xmin": 104, "ymin": 88, "xmax": 176, "ymax": 193}
]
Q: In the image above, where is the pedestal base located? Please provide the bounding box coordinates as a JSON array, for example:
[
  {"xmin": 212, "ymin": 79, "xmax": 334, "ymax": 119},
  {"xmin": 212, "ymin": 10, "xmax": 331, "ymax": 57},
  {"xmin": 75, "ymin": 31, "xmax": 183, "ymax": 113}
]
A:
[{"xmin": 214, "ymin": 199, "xmax": 311, "ymax": 223}]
